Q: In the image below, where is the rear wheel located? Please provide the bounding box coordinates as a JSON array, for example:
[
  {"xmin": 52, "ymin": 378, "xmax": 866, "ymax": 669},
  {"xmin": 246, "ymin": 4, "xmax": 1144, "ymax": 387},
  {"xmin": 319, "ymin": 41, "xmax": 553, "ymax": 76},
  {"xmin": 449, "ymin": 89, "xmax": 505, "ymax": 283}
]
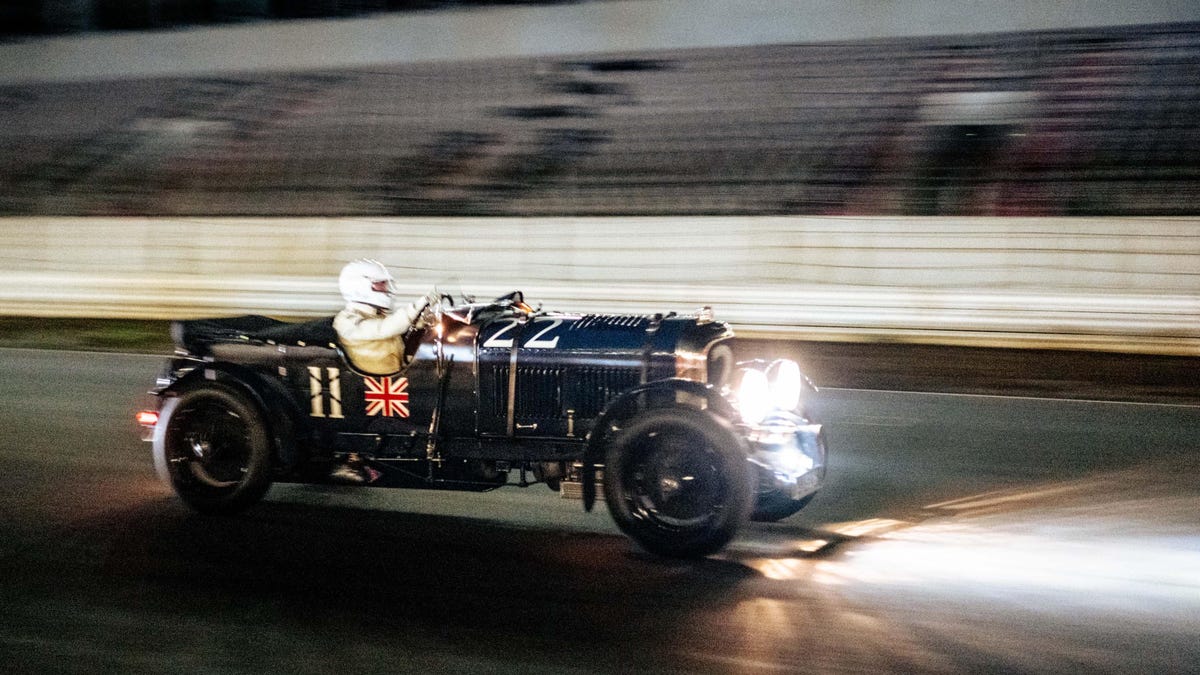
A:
[
  {"xmin": 603, "ymin": 408, "xmax": 753, "ymax": 558},
  {"xmin": 152, "ymin": 384, "xmax": 273, "ymax": 514}
]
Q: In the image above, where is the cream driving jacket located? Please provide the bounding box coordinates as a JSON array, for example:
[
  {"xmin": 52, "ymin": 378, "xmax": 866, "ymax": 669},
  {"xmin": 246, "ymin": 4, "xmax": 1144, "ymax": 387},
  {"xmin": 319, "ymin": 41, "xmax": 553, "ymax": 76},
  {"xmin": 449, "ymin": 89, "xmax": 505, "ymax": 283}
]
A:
[{"xmin": 333, "ymin": 300, "xmax": 424, "ymax": 375}]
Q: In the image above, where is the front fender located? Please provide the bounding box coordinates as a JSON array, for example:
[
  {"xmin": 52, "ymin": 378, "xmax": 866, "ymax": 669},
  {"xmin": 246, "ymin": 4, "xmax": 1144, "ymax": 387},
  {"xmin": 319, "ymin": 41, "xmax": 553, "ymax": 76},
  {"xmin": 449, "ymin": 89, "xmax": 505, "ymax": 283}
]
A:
[{"xmin": 581, "ymin": 378, "xmax": 737, "ymax": 511}]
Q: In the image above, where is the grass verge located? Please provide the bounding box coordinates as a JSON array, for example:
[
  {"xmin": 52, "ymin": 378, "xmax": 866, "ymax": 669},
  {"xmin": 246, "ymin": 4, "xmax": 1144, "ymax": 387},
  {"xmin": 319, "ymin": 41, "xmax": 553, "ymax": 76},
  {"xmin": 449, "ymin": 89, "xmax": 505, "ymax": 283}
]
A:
[{"xmin": 0, "ymin": 317, "xmax": 174, "ymax": 354}]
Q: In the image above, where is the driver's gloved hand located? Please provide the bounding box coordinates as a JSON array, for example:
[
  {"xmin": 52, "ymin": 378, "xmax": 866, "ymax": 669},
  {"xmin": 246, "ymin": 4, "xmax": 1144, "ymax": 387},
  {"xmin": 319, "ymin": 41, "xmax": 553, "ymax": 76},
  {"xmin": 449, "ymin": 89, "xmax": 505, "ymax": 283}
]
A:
[
  {"xmin": 401, "ymin": 296, "xmax": 428, "ymax": 326},
  {"xmin": 415, "ymin": 291, "xmax": 440, "ymax": 327}
]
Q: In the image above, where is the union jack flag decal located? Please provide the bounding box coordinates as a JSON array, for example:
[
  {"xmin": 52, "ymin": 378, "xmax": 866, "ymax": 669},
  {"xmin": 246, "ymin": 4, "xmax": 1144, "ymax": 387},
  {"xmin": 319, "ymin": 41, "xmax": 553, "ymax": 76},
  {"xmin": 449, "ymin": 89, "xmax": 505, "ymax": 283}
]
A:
[{"xmin": 363, "ymin": 376, "xmax": 410, "ymax": 418}]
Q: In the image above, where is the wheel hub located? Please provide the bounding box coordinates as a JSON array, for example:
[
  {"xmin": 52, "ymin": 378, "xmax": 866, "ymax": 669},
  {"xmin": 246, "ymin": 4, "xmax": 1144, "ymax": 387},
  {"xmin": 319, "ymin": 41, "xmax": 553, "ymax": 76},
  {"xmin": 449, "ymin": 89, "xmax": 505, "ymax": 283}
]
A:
[
  {"xmin": 189, "ymin": 437, "xmax": 212, "ymax": 460},
  {"xmin": 657, "ymin": 475, "xmax": 683, "ymax": 498}
]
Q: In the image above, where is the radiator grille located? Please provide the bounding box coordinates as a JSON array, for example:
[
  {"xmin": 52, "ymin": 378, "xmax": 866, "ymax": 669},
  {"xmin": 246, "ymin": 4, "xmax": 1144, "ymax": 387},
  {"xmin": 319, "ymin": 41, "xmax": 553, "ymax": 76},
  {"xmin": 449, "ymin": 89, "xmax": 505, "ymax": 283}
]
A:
[{"xmin": 492, "ymin": 365, "xmax": 641, "ymax": 420}]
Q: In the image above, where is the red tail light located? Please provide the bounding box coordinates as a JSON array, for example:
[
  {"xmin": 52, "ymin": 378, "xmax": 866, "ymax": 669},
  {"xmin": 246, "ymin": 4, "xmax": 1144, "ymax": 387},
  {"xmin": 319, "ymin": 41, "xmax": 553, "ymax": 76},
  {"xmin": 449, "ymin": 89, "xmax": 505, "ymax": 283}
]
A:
[{"xmin": 136, "ymin": 410, "xmax": 159, "ymax": 427}]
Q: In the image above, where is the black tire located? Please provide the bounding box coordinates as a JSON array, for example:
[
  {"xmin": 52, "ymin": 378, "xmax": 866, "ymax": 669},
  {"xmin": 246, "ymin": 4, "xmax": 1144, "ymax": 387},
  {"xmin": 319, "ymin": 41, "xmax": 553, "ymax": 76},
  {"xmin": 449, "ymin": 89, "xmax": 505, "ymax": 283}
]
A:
[
  {"xmin": 603, "ymin": 407, "xmax": 753, "ymax": 558},
  {"xmin": 751, "ymin": 491, "xmax": 815, "ymax": 523},
  {"xmin": 152, "ymin": 384, "xmax": 273, "ymax": 515}
]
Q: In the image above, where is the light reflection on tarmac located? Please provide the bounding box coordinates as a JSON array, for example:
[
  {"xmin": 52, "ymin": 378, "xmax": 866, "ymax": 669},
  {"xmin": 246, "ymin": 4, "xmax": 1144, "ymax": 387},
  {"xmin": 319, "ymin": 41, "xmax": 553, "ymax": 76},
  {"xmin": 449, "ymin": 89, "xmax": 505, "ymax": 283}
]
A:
[
  {"xmin": 712, "ymin": 460, "xmax": 1200, "ymax": 672},
  {"xmin": 1, "ymin": 348, "xmax": 1199, "ymax": 673},
  {"xmin": 743, "ymin": 467, "xmax": 1200, "ymax": 600}
]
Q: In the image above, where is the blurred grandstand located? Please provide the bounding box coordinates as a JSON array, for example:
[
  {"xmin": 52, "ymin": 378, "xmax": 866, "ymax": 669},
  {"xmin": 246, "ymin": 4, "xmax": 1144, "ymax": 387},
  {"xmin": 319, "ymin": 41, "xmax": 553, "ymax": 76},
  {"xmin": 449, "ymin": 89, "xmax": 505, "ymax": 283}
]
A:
[{"xmin": 1, "ymin": 19, "xmax": 1198, "ymax": 217}]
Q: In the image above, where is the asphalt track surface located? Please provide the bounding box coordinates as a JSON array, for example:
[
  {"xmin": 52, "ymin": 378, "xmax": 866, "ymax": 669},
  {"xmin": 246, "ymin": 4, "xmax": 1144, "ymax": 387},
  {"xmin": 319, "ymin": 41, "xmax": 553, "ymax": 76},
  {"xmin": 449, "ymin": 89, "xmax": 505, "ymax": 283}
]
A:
[{"xmin": 1, "ymin": 347, "xmax": 1198, "ymax": 673}]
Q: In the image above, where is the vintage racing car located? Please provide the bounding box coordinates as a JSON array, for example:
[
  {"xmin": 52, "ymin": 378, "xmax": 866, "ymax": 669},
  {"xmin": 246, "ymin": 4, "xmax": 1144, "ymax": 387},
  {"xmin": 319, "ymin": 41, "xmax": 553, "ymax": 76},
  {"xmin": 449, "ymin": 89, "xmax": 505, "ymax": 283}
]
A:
[{"xmin": 138, "ymin": 291, "xmax": 827, "ymax": 558}]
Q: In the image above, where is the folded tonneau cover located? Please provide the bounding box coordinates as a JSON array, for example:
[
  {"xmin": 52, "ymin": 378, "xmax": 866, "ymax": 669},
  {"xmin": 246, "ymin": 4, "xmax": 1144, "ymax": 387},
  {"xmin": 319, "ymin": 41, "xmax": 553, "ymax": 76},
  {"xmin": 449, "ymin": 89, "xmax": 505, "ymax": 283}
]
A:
[{"xmin": 171, "ymin": 315, "xmax": 337, "ymax": 354}]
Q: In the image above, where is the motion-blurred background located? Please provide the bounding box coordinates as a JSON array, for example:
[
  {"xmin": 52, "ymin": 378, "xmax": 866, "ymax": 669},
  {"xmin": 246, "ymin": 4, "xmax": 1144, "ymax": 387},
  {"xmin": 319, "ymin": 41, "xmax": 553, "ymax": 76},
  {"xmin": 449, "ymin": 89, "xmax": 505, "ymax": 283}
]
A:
[
  {"xmin": 1, "ymin": 0, "xmax": 1198, "ymax": 357},
  {"xmin": 6, "ymin": 2, "xmax": 1200, "ymax": 216}
]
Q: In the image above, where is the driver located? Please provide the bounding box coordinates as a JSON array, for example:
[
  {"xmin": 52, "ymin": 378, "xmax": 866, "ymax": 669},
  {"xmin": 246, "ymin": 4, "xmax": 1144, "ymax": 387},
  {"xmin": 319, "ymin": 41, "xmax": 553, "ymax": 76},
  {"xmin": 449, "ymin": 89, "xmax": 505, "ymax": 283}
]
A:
[{"xmin": 331, "ymin": 259, "xmax": 437, "ymax": 484}]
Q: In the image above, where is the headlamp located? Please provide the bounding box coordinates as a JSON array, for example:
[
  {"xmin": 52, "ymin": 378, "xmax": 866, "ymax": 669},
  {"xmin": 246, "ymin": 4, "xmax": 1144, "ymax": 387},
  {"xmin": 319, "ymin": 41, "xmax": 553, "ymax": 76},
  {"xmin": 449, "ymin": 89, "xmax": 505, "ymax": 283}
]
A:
[
  {"xmin": 736, "ymin": 368, "xmax": 772, "ymax": 426},
  {"xmin": 766, "ymin": 359, "xmax": 803, "ymax": 412},
  {"xmin": 735, "ymin": 359, "xmax": 807, "ymax": 425}
]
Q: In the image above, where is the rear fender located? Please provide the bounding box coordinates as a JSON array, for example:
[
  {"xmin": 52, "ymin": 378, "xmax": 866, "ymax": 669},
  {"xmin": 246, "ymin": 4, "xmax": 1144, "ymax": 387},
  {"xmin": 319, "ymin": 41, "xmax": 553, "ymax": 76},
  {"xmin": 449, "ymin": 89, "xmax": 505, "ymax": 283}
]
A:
[
  {"xmin": 163, "ymin": 363, "xmax": 303, "ymax": 469},
  {"xmin": 581, "ymin": 378, "xmax": 737, "ymax": 511}
]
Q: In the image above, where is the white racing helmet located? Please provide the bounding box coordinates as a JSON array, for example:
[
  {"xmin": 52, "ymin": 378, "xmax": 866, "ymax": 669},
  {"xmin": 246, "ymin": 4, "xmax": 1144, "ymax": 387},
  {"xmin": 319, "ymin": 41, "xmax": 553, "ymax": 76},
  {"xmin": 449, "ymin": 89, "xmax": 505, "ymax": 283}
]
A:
[{"xmin": 339, "ymin": 259, "xmax": 397, "ymax": 310}]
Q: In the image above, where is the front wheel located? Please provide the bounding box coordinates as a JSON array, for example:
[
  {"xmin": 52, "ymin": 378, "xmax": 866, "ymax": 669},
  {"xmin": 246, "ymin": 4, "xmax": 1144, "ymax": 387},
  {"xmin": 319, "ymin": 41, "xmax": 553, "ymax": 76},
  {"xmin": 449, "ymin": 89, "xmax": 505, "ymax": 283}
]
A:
[
  {"xmin": 603, "ymin": 408, "xmax": 753, "ymax": 558},
  {"xmin": 152, "ymin": 384, "xmax": 273, "ymax": 514}
]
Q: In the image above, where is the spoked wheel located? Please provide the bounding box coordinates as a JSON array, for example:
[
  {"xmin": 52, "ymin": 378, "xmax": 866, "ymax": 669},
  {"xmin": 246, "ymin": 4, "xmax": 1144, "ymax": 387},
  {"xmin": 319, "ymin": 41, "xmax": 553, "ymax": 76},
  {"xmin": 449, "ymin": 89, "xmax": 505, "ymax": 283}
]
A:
[
  {"xmin": 152, "ymin": 384, "xmax": 273, "ymax": 514},
  {"xmin": 603, "ymin": 408, "xmax": 752, "ymax": 558}
]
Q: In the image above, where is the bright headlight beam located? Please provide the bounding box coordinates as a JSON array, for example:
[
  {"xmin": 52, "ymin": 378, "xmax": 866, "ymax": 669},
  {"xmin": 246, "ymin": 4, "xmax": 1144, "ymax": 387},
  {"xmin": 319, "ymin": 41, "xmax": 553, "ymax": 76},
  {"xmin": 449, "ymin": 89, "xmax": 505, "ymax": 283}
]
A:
[
  {"xmin": 737, "ymin": 368, "xmax": 772, "ymax": 425},
  {"xmin": 767, "ymin": 359, "xmax": 803, "ymax": 411}
]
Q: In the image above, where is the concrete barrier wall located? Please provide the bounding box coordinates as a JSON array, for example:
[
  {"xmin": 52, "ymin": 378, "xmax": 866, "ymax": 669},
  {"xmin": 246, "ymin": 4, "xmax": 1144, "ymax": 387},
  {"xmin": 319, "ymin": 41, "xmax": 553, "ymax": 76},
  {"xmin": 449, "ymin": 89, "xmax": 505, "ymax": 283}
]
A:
[{"xmin": 2, "ymin": 216, "xmax": 1197, "ymax": 354}]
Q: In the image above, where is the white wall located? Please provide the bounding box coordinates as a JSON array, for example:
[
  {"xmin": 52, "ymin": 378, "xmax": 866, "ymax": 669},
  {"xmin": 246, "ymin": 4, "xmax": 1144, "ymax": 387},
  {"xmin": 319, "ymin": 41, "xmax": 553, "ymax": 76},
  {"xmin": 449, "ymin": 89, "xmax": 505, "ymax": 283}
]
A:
[{"xmin": 2, "ymin": 216, "xmax": 1197, "ymax": 354}]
